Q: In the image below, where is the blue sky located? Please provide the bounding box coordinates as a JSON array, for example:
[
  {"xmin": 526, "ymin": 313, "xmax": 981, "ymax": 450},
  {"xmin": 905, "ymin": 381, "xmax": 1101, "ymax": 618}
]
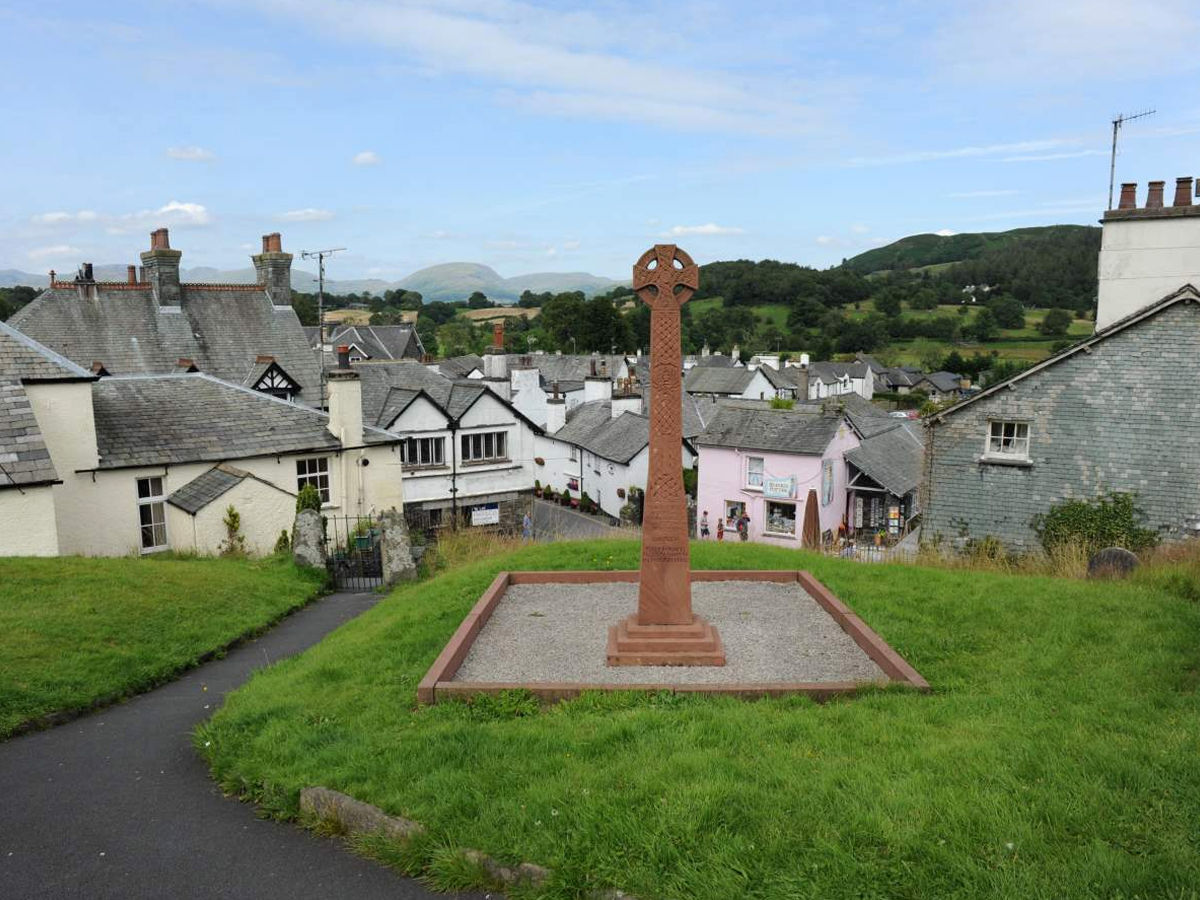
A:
[{"xmin": 3, "ymin": 0, "xmax": 1199, "ymax": 281}]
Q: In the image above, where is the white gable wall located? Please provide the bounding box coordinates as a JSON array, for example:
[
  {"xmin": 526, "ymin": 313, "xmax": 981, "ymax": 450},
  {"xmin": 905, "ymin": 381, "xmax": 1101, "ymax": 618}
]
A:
[{"xmin": 0, "ymin": 485, "xmax": 59, "ymax": 556}]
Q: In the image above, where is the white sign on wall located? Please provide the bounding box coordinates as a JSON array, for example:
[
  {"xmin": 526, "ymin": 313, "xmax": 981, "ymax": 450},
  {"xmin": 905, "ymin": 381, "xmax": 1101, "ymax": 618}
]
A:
[
  {"xmin": 471, "ymin": 505, "xmax": 500, "ymax": 526},
  {"xmin": 763, "ymin": 476, "xmax": 795, "ymax": 499}
]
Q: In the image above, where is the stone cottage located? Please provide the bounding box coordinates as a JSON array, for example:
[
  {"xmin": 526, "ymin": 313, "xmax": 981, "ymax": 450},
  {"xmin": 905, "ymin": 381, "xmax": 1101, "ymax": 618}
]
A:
[{"xmin": 922, "ymin": 175, "xmax": 1200, "ymax": 551}]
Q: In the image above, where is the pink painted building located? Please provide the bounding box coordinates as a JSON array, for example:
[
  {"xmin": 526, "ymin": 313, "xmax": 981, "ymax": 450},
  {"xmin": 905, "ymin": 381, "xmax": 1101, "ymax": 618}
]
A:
[{"xmin": 694, "ymin": 404, "xmax": 860, "ymax": 547}]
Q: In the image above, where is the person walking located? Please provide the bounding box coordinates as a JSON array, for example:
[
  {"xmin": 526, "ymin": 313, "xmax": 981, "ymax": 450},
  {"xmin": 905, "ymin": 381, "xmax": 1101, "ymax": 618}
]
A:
[
  {"xmin": 699, "ymin": 510, "xmax": 710, "ymax": 539},
  {"xmin": 522, "ymin": 510, "xmax": 533, "ymax": 541},
  {"xmin": 716, "ymin": 517, "xmax": 724, "ymax": 541},
  {"xmin": 737, "ymin": 512, "xmax": 750, "ymax": 542}
]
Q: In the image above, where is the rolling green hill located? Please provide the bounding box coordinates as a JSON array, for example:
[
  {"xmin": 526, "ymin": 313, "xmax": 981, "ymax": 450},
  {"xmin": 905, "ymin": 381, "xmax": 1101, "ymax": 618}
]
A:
[{"xmin": 842, "ymin": 224, "xmax": 1100, "ymax": 276}]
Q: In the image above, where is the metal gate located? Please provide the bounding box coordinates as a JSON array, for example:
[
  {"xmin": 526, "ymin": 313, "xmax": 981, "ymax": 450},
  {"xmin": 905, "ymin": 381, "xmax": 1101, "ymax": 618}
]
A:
[{"xmin": 324, "ymin": 514, "xmax": 384, "ymax": 591}]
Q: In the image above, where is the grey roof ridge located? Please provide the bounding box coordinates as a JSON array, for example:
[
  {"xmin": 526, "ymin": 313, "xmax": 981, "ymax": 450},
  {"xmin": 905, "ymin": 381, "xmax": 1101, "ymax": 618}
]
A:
[
  {"xmin": 930, "ymin": 283, "xmax": 1200, "ymax": 423},
  {"xmin": 0, "ymin": 320, "xmax": 95, "ymax": 379}
]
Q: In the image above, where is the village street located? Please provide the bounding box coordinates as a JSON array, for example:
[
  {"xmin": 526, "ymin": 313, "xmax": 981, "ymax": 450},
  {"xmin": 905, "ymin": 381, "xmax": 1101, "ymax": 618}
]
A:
[
  {"xmin": 0, "ymin": 592, "xmax": 485, "ymax": 900},
  {"xmin": 531, "ymin": 497, "xmax": 632, "ymax": 541}
]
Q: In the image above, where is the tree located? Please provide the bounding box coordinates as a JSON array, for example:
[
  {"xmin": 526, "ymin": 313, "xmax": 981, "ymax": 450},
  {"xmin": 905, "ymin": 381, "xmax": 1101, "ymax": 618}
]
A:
[
  {"xmin": 786, "ymin": 297, "xmax": 827, "ymax": 330},
  {"xmin": 466, "ymin": 291, "xmax": 492, "ymax": 309},
  {"xmin": 968, "ymin": 307, "xmax": 999, "ymax": 342},
  {"xmin": 437, "ymin": 319, "xmax": 481, "ymax": 356},
  {"xmin": 290, "ymin": 295, "xmax": 318, "ymax": 326},
  {"xmin": 873, "ymin": 288, "xmax": 902, "ymax": 318},
  {"xmin": 986, "ymin": 294, "xmax": 1025, "ymax": 329},
  {"xmin": 1038, "ymin": 307, "xmax": 1073, "ymax": 337},
  {"xmin": 539, "ymin": 292, "xmax": 587, "ymax": 350},
  {"xmin": 415, "ymin": 317, "xmax": 438, "ymax": 356},
  {"xmin": 909, "ymin": 288, "xmax": 939, "ymax": 310},
  {"xmin": 422, "ymin": 301, "xmax": 458, "ymax": 326}
]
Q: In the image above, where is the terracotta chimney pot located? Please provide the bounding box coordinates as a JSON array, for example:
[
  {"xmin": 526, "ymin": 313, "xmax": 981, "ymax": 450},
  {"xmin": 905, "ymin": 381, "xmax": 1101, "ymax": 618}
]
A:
[
  {"xmin": 1117, "ymin": 182, "xmax": 1137, "ymax": 209},
  {"xmin": 150, "ymin": 228, "xmax": 170, "ymax": 250},
  {"xmin": 127, "ymin": 264, "xmax": 137, "ymax": 284},
  {"xmin": 1146, "ymin": 181, "xmax": 1165, "ymax": 209}
]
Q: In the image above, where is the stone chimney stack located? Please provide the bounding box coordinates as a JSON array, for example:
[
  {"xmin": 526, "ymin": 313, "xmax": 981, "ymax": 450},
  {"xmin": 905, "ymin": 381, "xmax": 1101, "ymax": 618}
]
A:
[
  {"xmin": 545, "ymin": 382, "xmax": 566, "ymax": 434},
  {"xmin": 611, "ymin": 378, "xmax": 642, "ymax": 418},
  {"xmin": 584, "ymin": 370, "xmax": 613, "ymax": 404},
  {"xmin": 483, "ymin": 319, "xmax": 509, "ymax": 394},
  {"xmin": 327, "ymin": 348, "xmax": 363, "ymax": 447},
  {"xmin": 1098, "ymin": 173, "xmax": 1200, "ymax": 329},
  {"xmin": 799, "ymin": 353, "xmax": 811, "ymax": 401},
  {"xmin": 140, "ymin": 228, "xmax": 182, "ymax": 306},
  {"xmin": 252, "ymin": 232, "xmax": 293, "ymax": 305}
]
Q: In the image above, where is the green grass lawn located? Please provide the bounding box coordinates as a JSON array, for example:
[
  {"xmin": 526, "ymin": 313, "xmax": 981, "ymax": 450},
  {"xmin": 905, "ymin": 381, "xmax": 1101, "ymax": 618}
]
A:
[
  {"xmin": 0, "ymin": 555, "xmax": 325, "ymax": 737},
  {"xmin": 198, "ymin": 540, "xmax": 1200, "ymax": 899}
]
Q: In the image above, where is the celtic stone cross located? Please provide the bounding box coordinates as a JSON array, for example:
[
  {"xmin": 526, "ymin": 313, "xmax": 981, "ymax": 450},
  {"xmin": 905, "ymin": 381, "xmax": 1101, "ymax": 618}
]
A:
[
  {"xmin": 633, "ymin": 244, "xmax": 698, "ymax": 624},
  {"xmin": 606, "ymin": 245, "xmax": 724, "ymax": 667}
]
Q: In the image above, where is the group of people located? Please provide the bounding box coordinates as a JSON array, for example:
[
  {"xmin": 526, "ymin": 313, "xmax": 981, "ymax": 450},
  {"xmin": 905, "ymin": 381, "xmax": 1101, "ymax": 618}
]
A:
[{"xmin": 698, "ymin": 510, "xmax": 749, "ymax": 542}]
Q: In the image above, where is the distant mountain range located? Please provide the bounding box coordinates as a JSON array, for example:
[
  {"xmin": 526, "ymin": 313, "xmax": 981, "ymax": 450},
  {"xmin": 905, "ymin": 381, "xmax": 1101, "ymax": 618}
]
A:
[{"xmin": 0, "ymin": 261, "xmax": 623, "ymax": 303}]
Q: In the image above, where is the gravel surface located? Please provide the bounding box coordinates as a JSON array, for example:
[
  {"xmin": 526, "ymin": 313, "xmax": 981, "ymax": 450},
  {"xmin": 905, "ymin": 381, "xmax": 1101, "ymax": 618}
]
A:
[{"xmin": 452, "ymin": 581, "xmax": 886, "ymax": 685}]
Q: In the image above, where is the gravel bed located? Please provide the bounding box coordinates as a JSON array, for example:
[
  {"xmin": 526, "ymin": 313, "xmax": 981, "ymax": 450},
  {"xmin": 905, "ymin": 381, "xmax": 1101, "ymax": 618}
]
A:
[{"xmin": 450, "ymin": 581, "xmax": 886, "ymax": 685}]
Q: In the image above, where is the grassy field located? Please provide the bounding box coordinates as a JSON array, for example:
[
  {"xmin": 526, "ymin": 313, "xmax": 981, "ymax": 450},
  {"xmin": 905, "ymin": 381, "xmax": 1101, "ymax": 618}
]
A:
[
  {"xmin": 0, "ymin": 555, "xmax": 324, "ymax": 738},
  {"xmin": 199, "ymin": 540, "xmax": 1200, "ymax": 899}
]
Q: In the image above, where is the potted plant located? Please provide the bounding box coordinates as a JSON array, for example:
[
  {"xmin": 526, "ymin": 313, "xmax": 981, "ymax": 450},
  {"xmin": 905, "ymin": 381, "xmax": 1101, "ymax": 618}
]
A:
[
  {"xmin": 543, "ymin": 486, "xmax": 554, "ymax": 502},
  {"xmin": 534, "ymin": 479, "xmax": 542, "ymax": 498}
]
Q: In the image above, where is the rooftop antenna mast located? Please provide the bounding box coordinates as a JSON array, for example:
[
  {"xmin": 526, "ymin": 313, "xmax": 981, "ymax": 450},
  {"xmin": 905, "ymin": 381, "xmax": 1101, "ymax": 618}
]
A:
[
  {"xmin": 299, "ymin": 246, "xmax": 346, "ymax": 408},
  {"xmin": 1108, "ymin": 109, "xmax": 1156, "ymax": 209}
]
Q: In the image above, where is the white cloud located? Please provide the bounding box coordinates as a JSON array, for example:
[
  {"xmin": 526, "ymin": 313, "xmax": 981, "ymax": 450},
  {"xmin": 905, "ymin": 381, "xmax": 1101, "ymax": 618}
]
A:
[
  {"xmin": 948, "ymin": 189, "xmax": 1019, "ymax": 198},
  {"xmin": 934, "ymin": 229, "xmax": 957, "ymax": 236},
  {"xmin": 847, "ymin": 139, "xmax": 1075, "ymax": 168},
  {"xmin": 562, "ymin": 239, "xmax": 581, "ymax": 251},
  {"xmin": 849, "ymin": 223, "xmax": 870, "ymax": 234},
  {"xmin": 27, "ymin": 244, "xmax": 83, "ymax": 261},
  {"xmin": 352, "ymin": 150, "xmax": 381, "ymax": 166},
  {"xmin": 278, "ymin": 208, "xmax": 335, "ymax": 222},
  {"xmin": 662, "ymin": 223, "xmax": 745, "ymax": 237},
  {"xmin": 815, "ymin": 235, "xmax": 838, "ymax": 246},
  {"xmin": 33, "ymin": 202, "xmax": 210, "ymax": 234},
  {"xmin": 166, "ymin": 145, "xmax": 216, "ymax": 162},
  {"xmin": 234, "ymin": 0, "xmax": 827, "ymax": 134},
  {"xmin": 999, "ymin": 149, "xmax": 1107, "ymax": 163},
  {"xmin": 32, "ymin": 210, "xmax": 99, "ymax": 225}
]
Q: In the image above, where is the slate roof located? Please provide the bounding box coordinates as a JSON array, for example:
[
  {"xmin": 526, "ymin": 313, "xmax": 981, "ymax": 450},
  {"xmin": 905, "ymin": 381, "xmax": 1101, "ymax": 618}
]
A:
[
  {"xmin": 0, "ymin": 322, "xmax": 94, "ymax": 490},
  {"xmin": 434, "ymin": 354, "xmax": 485, "ymax": 378},
  {"xmin": 0, "ymin": 380, "xmax": 58, "ymax": 489},
  {"xmin": 683, "ymin": 366, "xmax": 758, "ymax": 395},
  {"xmin": 692, "ymin": 353, "xmax": 738, "ymax": 368},
  {"xmin": 798, "ymin": 393, "xmax": 897, "ymax": 438},
  {"xmin": 918, "ymin": 371, "xmax": 964, "ymax": 392},
  {"xmin": 328, "ymin": 324, "xmax": 423, "ymax": 361},
  {"xmin": 10, "ymin": 286, "xmax": 321, "ymax": 403},
  {"xmin": 845, "ymin": 422, "xmax": 924, "ymax": 498},
  {"xmin": 90, "ymin": 374, "xmax": 396, "ymax": 470},
  {"xmin": 551, "ymin": 401, "xmax": 657, "ymax": 464},
  {"xmin": 878, "ymin": 366, "xmax": 923, "ymax": 389},
  {"xmin": 0, "ymin": 321, "xmax": 93, "ymax": 381},
  {"xmin": 695, "ymin": 402, "xmax": 844, "ymax": 455},
  {"xmin": 167, "ymin": 464, "xmax": 249, "ymax": 514},
  {"xmin": 808, "ymin": 360, "xmax": 870, "ymax": 384}
]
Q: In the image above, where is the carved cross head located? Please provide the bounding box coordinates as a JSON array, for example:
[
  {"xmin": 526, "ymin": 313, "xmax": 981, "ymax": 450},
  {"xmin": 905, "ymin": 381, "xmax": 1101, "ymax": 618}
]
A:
[{"xmin": 633, "ymin": 244, "xmax": 699, "ymax": 309}]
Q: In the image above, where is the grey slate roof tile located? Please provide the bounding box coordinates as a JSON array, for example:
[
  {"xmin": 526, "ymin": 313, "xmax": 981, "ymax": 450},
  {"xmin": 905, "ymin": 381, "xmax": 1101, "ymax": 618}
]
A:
[
  {"xmin": 554, "ymin": 400, "xmax": 650, "ymax": 464},
  {"xmin": 695, "ymin": 401, "xmax": 843, "ymax": 455},
  {"xmin": 10, "ymin": 286, "xmax": 320, "ymax": 403},
  {"xmin": 0, "ymin": 379, "xmax": 58, "ymax": 488},
  {"xmin": 329, "ymin": 324, "xmax": 422, "ymax": 361},
  {"xmin": 683, "ymin": 366, "xmax": 756, "ymax": 395},
  {"xmin": 0, "ymin": 321, "xmax": 93, "ymax": 380},
  {"xmin": 845, "ymin": 423, "xmax": 924, "ymax": 497},
  {"xmin": 91, "ymin": 373, "xmax": 395, "ymax": 469},
  {"xmin": 167, "ymin": 464, "xmax": 248, "ymax": 514}
]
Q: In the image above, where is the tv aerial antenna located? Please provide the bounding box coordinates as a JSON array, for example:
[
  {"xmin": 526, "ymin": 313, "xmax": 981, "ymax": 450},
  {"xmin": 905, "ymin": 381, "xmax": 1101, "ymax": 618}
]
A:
[
  {"xmin": 299, "ymin": 247, "xmax": 346, "ymax": 407},
  {"xmin": 1108, "ymin": 110, "xmax": 1156, "ymax": 209}
]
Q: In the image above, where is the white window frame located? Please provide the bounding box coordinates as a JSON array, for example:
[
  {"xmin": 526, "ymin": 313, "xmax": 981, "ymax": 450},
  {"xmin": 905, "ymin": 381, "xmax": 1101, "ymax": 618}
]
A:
[
  {"xmin": 296, "ymin": 456, "xmax": 331, "ymax": 503},
  {"xmin": 984, "ymin": 420, "xmax": 1031, "ymax": 461},
  {"xmin": 136, "ymin": 476, "xmax": 168, "ymax": 553},
  {"xmin": 764, "ymin": 499, "xmax": 797, "ymax": 538},
  {"xmin": 461, "ymin": 430, "xmax": 509, "ymax": 464},
  {"xmin": 400, "ymin": 436, "xmax": 446, "ymax": 469},
  {"xmin": 746, "ymin": 455, "xmax": 764, "ymax": 490}
]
